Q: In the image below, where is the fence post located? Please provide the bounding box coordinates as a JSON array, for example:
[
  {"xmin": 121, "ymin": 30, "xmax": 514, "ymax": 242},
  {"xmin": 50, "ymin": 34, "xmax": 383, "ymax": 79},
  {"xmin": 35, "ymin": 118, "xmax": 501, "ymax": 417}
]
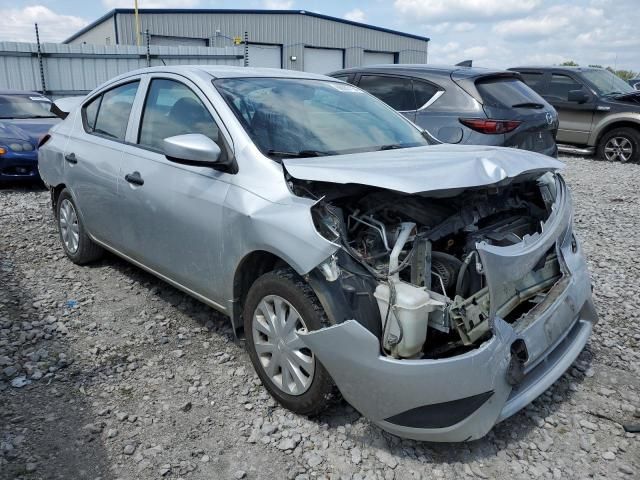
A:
[
  {"xmin": 145, "ymin": 29, "xmax": 151, "ymax": 67},
  {"xmin": 34, "ymin": 23, "xmax": 46, "ymax": 94},
  {"xmin": 243, "ymin": 31, "xmax": 248, "ymax": 67}
]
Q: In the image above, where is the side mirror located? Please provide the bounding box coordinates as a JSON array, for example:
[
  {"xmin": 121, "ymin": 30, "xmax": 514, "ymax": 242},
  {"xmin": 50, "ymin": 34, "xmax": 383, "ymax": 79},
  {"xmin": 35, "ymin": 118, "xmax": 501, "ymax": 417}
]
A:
[
  {"xmin": 567, "ymin": 89, "xmax": 589, "ymax": 104},
  {"xmin": 163, "ymin": 134, "xmax": 228, "ymax": 167}
]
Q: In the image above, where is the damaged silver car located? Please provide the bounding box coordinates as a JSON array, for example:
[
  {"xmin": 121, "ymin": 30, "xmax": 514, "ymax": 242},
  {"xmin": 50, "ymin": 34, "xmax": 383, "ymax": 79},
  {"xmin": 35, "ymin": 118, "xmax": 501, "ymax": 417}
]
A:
[{"xmin": 38, "ymin": 66, "xmax": 597, "ymax": 442}]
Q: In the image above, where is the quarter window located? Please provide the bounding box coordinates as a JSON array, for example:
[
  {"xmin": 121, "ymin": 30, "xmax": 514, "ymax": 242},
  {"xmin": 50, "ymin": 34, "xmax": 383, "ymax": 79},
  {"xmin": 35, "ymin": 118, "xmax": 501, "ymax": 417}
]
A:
[
  {"xmin": 138, "ymin": 78, "xmax": 221, "ymax": 152},
  {"xmin": 413, "ymin": 80, "xmax": 440, "ymax": 108},
  {"xmin": 358, "ymin": 75, "xmax": 415, "ymax": 111},
  {"xmin": 83, "ymin": 82, "xmax": 139, "ymax": 141},
  {"xmin": 547, "ymin": 74, "xmax": 584, "ymax": 101}
]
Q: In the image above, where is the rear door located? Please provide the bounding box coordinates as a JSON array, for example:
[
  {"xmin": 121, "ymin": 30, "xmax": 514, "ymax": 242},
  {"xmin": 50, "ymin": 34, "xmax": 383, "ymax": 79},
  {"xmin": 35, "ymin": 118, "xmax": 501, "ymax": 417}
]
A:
[
  {"xmin": 538, "ymin": 72, "xmax": 595, "ymax": 144},
  {"xmin": 117, "ymin": 74, "xmax": 233, "ymax": 304},
  {"xmin": 64, "ymin": 79, "xmax": 140, "ymax": 247},
  {"xmin": 474, "ymin": 75, "xmax": 558, "ymax": 155}
]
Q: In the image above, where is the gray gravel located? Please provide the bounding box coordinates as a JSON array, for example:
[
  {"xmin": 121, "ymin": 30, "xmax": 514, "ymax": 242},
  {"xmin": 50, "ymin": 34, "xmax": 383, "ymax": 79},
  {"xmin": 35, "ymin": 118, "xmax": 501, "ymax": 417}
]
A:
[{"xmin": 1, "ymin": 155, "xmax": 638, "ymax": 480}]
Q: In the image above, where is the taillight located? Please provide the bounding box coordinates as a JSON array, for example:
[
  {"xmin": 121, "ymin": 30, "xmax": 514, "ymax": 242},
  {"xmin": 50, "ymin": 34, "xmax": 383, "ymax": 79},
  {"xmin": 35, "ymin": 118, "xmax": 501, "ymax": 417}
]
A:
[
  {"xmin": 37, "ymin": 134, "xmax": 51, "ymax": 148},
  {"xmin": 459, "ymin": 118, "xmax": 521, "ymax": 134}
]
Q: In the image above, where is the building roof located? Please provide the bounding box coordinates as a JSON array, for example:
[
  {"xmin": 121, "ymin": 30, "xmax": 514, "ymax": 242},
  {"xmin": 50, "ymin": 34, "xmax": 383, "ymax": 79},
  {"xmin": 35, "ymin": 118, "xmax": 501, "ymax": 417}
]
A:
[{"xmin": 64, "ymin": 8, "xmax": 430, "ymax": 44}]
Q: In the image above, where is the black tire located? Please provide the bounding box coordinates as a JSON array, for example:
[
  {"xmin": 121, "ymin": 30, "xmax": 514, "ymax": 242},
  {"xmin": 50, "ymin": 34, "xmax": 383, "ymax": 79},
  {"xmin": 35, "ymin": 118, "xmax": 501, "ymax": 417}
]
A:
[
  {"xmin": 597, "ymin": 127, "xmax": 640, "ymax": 163},
  {"xmin": 243, "ymin": 268, "xmax": 338, "ymax": 416},
  {"xmin": 56, "ymin": 189, "xmax": 104, "ymax": 264}
]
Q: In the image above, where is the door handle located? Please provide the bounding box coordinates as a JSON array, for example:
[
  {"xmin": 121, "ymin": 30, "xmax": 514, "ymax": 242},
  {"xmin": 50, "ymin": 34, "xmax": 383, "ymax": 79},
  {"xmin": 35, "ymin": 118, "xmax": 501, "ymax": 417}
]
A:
[
  {"xmin": 64, "ymin": 152, "xmax": 77, "ymax": 164},
  {"xmin": 124, "ymin": 171, "xmax": 144, "ymax": 186}
]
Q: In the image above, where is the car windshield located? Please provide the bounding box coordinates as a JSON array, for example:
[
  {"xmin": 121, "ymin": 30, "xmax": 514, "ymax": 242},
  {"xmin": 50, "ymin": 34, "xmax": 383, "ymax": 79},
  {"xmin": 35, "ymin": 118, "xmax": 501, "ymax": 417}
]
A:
[
  {"xmin": 0, "ymin": 94, "xmax": 55, "ymax": 119},
  {"xmin": 214, "ymin": 77, "xmax": 429, "ymax": 158},
  {"xmin": 581, "ymin": 70, "xmax": 634, "ymax": 96}
]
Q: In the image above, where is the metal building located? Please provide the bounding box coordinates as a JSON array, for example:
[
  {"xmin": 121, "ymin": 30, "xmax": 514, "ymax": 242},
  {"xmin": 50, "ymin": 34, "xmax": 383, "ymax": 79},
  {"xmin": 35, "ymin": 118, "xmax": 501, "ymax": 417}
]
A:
[{"xmin": 64, "ymin": 9, "xmax": 429, "ymax": 74}]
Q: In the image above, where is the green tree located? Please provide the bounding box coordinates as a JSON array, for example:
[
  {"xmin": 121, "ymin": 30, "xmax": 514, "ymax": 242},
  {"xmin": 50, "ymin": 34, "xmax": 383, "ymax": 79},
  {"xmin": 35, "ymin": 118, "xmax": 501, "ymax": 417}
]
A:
[
  {"xmin": 561, "ymin": 60, "xmax": 579, "ymax": 66},
  {"xmin": 605, "ymin": 67, "xmax": 638, "ymax": 81}
]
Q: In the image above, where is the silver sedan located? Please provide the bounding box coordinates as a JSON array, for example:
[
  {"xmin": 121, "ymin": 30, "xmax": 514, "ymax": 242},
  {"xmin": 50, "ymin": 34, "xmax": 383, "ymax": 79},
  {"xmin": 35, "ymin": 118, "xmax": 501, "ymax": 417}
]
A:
[{"xmin": 38, "ymin": 66, "xmax": 597, "ymax": 442}]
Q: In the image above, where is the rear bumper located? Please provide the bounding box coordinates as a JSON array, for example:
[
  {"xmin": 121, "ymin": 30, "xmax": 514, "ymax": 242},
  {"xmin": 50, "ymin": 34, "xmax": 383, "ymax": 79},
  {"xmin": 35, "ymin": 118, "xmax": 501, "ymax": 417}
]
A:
[{"xmin": 0, "ymin": 154, "xmax": 40, "ymax": 181}]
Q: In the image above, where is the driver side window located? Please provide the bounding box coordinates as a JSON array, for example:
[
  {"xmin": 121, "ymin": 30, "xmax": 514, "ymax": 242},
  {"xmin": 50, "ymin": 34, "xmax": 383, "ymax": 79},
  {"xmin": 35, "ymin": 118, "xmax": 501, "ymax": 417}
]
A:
[
  {"xmin": 138, "ymin": 79, "xmax": 221, "ymax": 152},
  {"xmin": 547, "ymin": 74, "xmax": 583, "ymax": 102}
]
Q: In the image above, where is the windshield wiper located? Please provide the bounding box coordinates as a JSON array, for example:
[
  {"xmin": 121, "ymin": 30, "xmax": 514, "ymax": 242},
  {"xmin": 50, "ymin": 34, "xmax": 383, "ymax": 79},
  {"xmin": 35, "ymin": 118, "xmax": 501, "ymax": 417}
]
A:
[
  {"xmin": 378, "ymin": 144, "xmax": 405, "ymax": 151},
  {"xmin": 511, "ymin": 102, "xmax": 544, "ymax": 109},
  {"xmin": 266, "ymin": 149, "xmax": 329, "ymax": 158}
]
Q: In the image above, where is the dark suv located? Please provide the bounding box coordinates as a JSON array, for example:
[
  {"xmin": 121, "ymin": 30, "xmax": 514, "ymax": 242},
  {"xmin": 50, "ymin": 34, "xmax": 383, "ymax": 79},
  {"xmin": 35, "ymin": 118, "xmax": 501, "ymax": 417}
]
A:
[
  {"xmin": 329, "ymin": 65, "xmax": 559, "ymax": 157},
  {"xmin": 510, "ymin": 66, "xmax": 640, "ymax": 163}
]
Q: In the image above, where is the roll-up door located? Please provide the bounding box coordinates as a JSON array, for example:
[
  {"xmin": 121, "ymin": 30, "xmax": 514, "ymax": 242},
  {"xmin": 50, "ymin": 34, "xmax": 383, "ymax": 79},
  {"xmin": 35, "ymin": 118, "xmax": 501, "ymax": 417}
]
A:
[
  {"xmin": 304, "ymin": 47, "xmax": 343, "ymax": 74},
  {"xmin": 363, "ymin": 51, "xmax": 395, "ymax": 66},
  {"xmin": 148, "ymin": 35, "xmax": 207, "ymax": 47},
  {"xmin": 247, "ymin": 44, "xmax": 282, "ymax": 68}
]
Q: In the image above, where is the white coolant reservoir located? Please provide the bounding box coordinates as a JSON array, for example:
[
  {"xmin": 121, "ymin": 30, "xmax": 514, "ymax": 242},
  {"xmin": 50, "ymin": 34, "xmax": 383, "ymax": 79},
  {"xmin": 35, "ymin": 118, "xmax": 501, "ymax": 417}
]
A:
[{"xmin": 374, "ymin": 280, "xmax": 444, "ymax": 358}]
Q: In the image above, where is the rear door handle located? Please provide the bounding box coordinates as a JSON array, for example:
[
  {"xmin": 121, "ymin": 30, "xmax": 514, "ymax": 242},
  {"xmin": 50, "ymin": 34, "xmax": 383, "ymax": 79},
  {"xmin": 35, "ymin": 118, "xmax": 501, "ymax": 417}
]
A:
[
  {"xmin": 64, "ymin": 152, "xmax": 77, "ymax": 164},
  {"xmin": 124, "ymin": 171, "xmax": 144, "ymax": 186}
]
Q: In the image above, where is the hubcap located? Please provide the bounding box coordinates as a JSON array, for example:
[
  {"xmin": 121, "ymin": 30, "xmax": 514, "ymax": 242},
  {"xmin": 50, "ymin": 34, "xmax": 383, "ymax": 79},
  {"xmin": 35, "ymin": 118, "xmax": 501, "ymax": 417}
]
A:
[
  {"xmin": 59, "ymin": 199, "xmax": 79, "ymax": 253},
  {"xmin": 252, "ymin": 295, "xmax": 314, "ymax": 396},
  {"xmin": 604, "ymin": 136, "xmax": 633, "ymax": 162}
]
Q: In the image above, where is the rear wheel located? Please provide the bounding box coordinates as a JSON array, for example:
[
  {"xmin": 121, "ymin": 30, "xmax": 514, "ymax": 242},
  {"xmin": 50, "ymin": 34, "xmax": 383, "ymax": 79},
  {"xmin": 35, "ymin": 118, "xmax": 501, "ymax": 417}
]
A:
[
  {"xmin": 243, "ymin": 268, "xmax": 337, "ymax": 415},
  {"xmin": 597, "ymin": 128, "xmax": 640, "ymax": 163},
  {"xmin": 56, "ymin": 189, "xmax": 104, "ymax": 264}
]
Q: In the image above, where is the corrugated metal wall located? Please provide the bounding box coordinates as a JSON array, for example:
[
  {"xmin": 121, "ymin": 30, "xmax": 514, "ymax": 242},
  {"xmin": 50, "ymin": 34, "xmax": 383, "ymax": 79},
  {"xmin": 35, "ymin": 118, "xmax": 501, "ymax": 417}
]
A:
[
  {"xmin": 114, "ymin": 12, "xmax": 428, "ymax": 71},
  {"xmin": 0, "ymin": 42, "xmax": 243, "ymax": 98}
]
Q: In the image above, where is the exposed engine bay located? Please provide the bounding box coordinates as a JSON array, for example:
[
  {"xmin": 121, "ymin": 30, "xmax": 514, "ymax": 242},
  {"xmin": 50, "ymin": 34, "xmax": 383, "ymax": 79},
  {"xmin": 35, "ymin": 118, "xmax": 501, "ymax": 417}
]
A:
[{"xmin": 291, "ymin": 173, "xmax": 563, "ymax": 360}]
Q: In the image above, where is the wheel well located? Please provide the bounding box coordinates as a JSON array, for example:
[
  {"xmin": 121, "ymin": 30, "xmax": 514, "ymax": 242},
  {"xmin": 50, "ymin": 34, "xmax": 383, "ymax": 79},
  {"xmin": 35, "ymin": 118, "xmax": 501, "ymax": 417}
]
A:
[
  {"xmin": 232, "ymin": 251, "xmax": 289, "ymax": 328},
  {"xmin": 596, "ymin": 121, "xmax": 640, "ymax": 146},
  {"xmin": 51, "ymin": 184, "xmax": 66, "ymax": 217}
]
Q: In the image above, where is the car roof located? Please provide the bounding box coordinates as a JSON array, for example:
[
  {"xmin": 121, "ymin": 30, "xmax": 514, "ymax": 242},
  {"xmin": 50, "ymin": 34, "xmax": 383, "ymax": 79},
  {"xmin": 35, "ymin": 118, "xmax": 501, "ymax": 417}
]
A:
[
  {"xmin": 510, "ymin": 66, "xmax": 604, "ymax": 73},
  {"xmin": 105, "ymin": 65, "xmax": 337, "ymax": 85},
  {"xmin": 330, "ymin": 64, "xmax": 512, "ymax": 79}
]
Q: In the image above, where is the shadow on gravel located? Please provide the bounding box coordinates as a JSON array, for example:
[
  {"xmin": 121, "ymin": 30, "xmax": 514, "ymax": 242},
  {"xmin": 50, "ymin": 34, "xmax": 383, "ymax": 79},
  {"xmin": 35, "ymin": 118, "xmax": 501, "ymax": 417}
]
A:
[{"xmin": 0, "ymin": 248, "xmax": 114, "ymax": 480}]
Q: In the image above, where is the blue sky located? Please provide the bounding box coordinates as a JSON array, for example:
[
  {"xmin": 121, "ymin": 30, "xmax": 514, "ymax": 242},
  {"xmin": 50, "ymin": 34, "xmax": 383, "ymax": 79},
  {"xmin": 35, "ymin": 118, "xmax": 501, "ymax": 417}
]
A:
[{"xmin": 0, "ymin": 0, "xmax": 638, "ymax": 71}]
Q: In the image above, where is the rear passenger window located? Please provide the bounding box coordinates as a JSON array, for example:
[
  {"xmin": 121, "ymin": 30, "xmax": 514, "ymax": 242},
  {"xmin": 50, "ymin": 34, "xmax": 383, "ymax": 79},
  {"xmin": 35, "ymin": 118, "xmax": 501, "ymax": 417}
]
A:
[
  {"xmin": 547, "ymin": 74, "xmax": 584, "ymax": 101},
  {"xmin": 84, "ymin": 82, "xmax": 139, "ymax": 141},
  {"xmin": 138, "ymin": 79, "xmax": 221, "ymax": 151},
  {"xmin": 358, "ymin": 75, "xmax": 415, "ymax": 111},
  {"xmin": 413, "ymin": 80, "xmax": 440, "ymax": 108}
]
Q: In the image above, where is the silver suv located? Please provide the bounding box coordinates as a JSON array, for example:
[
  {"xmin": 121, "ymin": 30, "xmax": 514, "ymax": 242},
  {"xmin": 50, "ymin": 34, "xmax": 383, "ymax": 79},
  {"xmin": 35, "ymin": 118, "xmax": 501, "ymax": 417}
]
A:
[{"xmin": 39, "ymin": 66, "xmax": 597, "ymax": 442}]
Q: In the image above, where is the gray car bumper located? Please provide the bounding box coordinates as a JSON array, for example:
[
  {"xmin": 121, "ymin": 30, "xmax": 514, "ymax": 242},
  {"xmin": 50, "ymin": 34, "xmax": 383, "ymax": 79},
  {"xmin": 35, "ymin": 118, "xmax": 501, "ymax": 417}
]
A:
[{"xmin": 301, "ymin": 270, "xmax": 596, "ymax": 442}]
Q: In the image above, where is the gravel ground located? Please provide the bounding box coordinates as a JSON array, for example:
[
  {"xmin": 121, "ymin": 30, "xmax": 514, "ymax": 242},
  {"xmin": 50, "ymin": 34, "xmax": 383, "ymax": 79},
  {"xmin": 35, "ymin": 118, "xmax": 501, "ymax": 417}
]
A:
[{"xmin": 1, "ymin": 155, "xmax": 638, "ymax": 480}]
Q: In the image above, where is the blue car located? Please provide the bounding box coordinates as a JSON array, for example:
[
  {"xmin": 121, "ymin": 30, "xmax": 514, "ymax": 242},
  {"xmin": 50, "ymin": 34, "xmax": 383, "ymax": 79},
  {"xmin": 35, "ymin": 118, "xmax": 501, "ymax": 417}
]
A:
[{"xmin": 0, "ymin": 90, "xmax": 59, "ymax": 183}]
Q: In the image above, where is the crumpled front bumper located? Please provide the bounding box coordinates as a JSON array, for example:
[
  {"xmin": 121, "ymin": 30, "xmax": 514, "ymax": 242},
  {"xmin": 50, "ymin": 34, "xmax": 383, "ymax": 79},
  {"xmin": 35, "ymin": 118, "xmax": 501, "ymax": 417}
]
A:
[{"xmin": 300, "ymin": 175, "xmax": 598, "ymax": 442}]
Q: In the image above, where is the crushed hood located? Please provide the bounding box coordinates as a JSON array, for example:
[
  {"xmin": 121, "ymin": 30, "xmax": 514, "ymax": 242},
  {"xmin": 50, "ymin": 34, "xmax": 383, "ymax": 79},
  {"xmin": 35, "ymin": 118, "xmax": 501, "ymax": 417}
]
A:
[{"xmin": 283, "ymin": 145, "xmax": 564, "ymax": 194}]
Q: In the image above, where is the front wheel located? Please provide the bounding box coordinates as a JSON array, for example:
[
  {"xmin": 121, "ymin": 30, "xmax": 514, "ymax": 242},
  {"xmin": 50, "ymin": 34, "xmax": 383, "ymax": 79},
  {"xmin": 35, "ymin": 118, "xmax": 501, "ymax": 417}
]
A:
[
  {"xmin": 597, "ymin": 128, "xmax": 640, "ymax": 163},
  {"xmin": 243, "ymin": 268, "xmax": 337, "ymax": 415}
]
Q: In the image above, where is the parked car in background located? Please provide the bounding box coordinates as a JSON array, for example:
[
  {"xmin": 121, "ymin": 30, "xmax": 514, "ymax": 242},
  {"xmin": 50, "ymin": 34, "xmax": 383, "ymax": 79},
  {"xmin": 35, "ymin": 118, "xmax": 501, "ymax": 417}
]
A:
[
  {"xmin": 629, "ymin": 78, "xmax": 640, "ymax": 91},
  {"xmin": 0, "ymin": 90, "xmax": 58, "ymax": 182},
  {"xmin": 39, "ymin": 66, "xmax": 596, "ymax": 442},
  {"xmin": 329, "ymin": 65, "xmax": 559, "ymax": 157},
  {"xmin": 510, "ymin": 66, "xmax": 640, "ymax": 163}
]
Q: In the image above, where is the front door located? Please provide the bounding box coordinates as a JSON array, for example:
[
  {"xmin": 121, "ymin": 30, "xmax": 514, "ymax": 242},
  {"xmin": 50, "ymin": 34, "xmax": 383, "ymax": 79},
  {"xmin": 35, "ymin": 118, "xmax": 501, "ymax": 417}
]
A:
[
  {"xmin": 64, "ymin": 80, "xmax": 141, "ymax": 247},
  {"xmin": 541, "ymin": 73, "xmax": 595, "ymax": 145},
  {"xmin": 117, "ymin": 75, "xmax": 233, "ymax": 304}
]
